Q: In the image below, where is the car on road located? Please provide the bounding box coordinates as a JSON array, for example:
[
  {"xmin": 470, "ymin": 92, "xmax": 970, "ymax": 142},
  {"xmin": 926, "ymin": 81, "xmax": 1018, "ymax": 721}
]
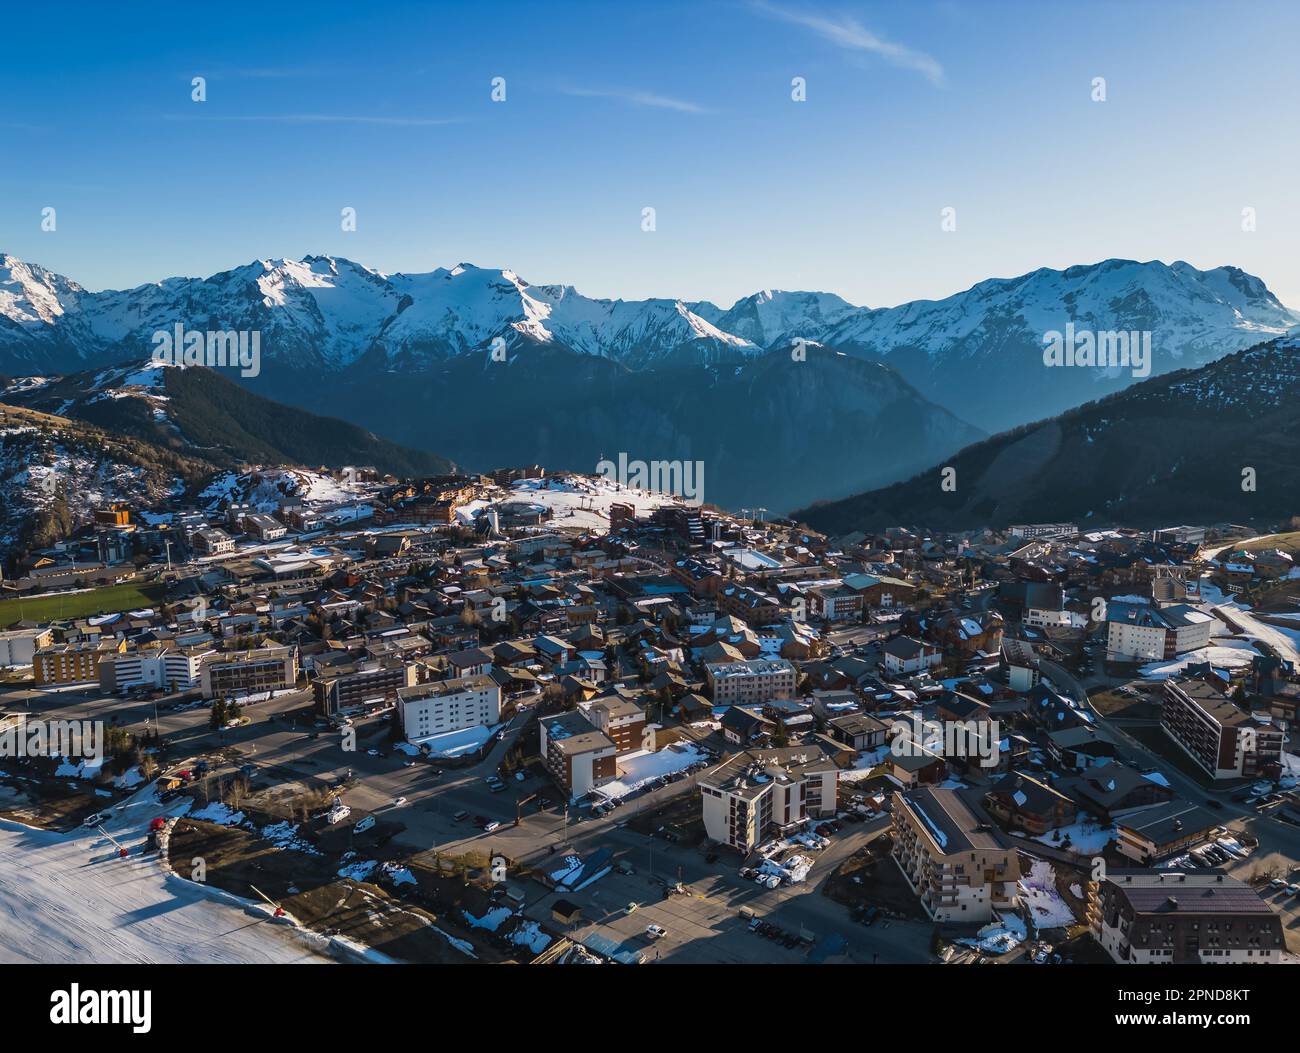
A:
[
  {"xmin": 83, "ymin": 813, "xmax": 105, "ymax": 827},
  {"xmin": 452, "ymin": 810, "xmax": 469, "ymax": 822},
  {"xmin": 1204, "ymin": 798, "xmax": 1223, "ymax": 809},
  {"xmin": 644, "ymin": 924, "xmax": 667, "ymax": 940},
  {"xmin": 1287, "ymin": 884, "xmax": 1300, "ymax": 896},
  {"xmin": 367, "ymin": 749, "xmax": 380, "ymax": 757},
  {"xmin": 482, "ymin": 820, "xmax": 501, "ymax": 833},
  {"xmin": 392, "ymin": 797, "xmax": 408, "ymax": 807},
  {"xmin": 1269, "ymin": 878, "xmax": 1287, "ymax": 890}
]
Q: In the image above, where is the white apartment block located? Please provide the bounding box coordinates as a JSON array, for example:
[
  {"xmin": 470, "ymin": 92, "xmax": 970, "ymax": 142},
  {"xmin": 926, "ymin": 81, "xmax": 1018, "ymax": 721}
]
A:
[
  {"xmin": 0, "ymin": 627, "xmax": 53, "ymax": 667},
  {"xmin": 699, "ymin": 747, "xmax": 838, "ymax": 851},
  {"xmin": 1105, "ymin": 601, "xmax": 1213, "ymax": 661},
  {"xmin": 1008, "ymin": 523, "xmax": 1076, "ymax": 540},
  {"xmin": 397, "ymin": 674, "xmax": 501, "ymax": 743},
  {"xmin": 100, "ymin": 646, "xmax": 210, "ymax": 691},
  {"xmin": 882, "ymin": 636, "xmax": 942, "ymax": 676},
  {"xmin": 705, "ymin": 658, "xmax": 798, "ymax": 705}
]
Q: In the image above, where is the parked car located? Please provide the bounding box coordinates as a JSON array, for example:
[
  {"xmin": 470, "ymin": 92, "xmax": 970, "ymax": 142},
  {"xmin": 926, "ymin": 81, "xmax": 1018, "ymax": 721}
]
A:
[
  {"xmin": 453, "ymin": 810, "xmax": 469, "ymax": 822},
  {"xmin": 82, "ymin": 813, "xmax": 104, "ymax": 827},
  {"xmin": 644, "ymin": 924, "xmax": 667, "ymax": 940}
]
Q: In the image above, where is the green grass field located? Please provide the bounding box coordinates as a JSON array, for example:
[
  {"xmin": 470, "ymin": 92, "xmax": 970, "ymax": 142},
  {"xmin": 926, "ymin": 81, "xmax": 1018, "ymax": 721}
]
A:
[
  {"xmin": 0, "ymin": 581, "xmax": 166, "ymax": 625},
  {"xmin": 1239, "ymin": 531, "xmax": 1300, "ymax": 556}
]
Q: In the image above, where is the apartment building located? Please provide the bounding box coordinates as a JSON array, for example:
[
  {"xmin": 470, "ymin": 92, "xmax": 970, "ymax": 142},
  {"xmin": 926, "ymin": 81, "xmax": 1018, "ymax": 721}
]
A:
[
  {"xmin": 99, "ymin": 644, "xmax": 211, "ymax": 692},
  {"xmin": 397, "ymin": 674, "xmax": 501, "ymax": 742},
  {"xmin": 807, "ymin": 584, "xmax": 862, "ymax": 623},
  {"xmin": 1114, "ymin": 799, "xmax": 1219, "ymax": 864},
  {"xmin": 314, "ymin": 658, "xmax": 421, "ymax": 716},
  {"xmin": 1160, "ymin": 678, "xmax": 1283, "ymax": 780},
  {"xmin": 705, "ymin": 658, "xmax": 798, "ymax": 705},
  {"xmin": 882, "ymin": 636, "xmax": 942, "ymax": 676},
  {"xmin": 538, "ymin": 710, "xmax": 617, "ymax": 800},
  {"xmin": 200, "ymin": 645, "xmax": 298, "ymax": 698},
  {"xmin": 1105, "ymin": 601, "xmax": 1213, "ymax": 661},
  {"xmin": 241, "ymin": 512, "xmax": 287, "ymax": 541},
  {"xmin": 699, "ymin": 747, "xmax": 839, "ymax": 852},
  {"xmin": 193, "ymin": 527, "xmax": 235, "ymax": 555},
  {"xmin": 1089, "ymin": 870, "xmax": 1284, "ymax": 963},
  {"xmin": 34, "ymin": 638, "xmax": 124, "ymax": 685},
  {"xmin": 891, "ymin": 786, "xmax": 1021, "ymax": 922},
  {"xmin": 0, "ymin": 627, "xmax": 53, "ymax": 667},
  {"xmin": 718, "ymin": 585, "xmax": 781, "ymax": 627},
  {"xmin": 583, "ymin": 696, "xmax": 647, "ymax": 754},
  {"xmin": 1008, "ymin": 523, "xmax": 1077, "ymax": 540}
]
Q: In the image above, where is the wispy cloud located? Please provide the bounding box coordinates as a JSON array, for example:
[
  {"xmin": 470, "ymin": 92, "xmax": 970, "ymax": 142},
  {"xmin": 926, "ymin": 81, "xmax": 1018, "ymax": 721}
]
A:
[
  {"xmin": 560, "ymin": 87, "xmax": 712, "ymax": 114},
  {"xmin": 164, "ymin": 113, "xmax": 460, "ymax": 127},
  {"xmin": 750, "ymin": 1, "xmax": 944, "ymax": 86}
]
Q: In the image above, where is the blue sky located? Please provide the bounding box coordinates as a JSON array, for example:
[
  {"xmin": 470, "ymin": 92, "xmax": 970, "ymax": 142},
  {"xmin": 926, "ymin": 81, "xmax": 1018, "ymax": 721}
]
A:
[{"xmin": 3, "ymin": 0, "xmax": 1298, "ymax": 308}]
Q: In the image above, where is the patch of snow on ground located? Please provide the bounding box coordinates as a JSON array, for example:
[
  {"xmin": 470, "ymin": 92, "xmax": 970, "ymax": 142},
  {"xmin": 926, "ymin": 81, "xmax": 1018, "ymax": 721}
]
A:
[
  {"xmin": 190, "ymin": 802, "xmax": 246, "ymax": 826},
  {"xmin": 1018, "ymin": 860, "xmax": 1076, "ymax": 929},
  {"xmin": 594, "ymin": 742, "xmax": 706, "ymax": 801},
  {"xmin": 410, "ymin": 723, "xmax": 497, "ymax": 758},
  {"xmin": 958, "ymin": 912, "xmax": 1028, "ymax": 955},
  {"xmin": 1033, "ymin": 820, "xmax": 1115, "ymax": 854},
  {"xmin": 462, "ymin": 906, "xmax": 513, "ymax": 932}
]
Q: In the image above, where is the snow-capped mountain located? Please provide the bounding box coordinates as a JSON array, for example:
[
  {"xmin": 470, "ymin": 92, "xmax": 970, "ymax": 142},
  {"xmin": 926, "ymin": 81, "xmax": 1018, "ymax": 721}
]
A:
[
  {"xmin": 815, "ymin": 259, "xmax": 1300, "ymax": 430},
  {"xmin": 0, "ymin": 254, "xmax": 760, "ymax": 375},
  {"xmin": 693, "ymin": 289, "xmax": 859, "ymax": 347},
  {"xmin": 5, "ymin": 255, "xmax": 1293, "ymax": 413},
  {"xmin": 796, "ymin": 333, "xmax": 1300, "ymax": 534}
]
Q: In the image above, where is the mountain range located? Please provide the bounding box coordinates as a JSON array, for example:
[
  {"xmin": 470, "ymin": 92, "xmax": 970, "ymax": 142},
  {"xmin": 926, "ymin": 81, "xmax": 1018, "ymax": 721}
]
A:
[
  {"xmin": 2, "ymin": 252, "xmax": 1296, "ymax": 512},
  {"xmin": 794, "ymin": 335, "xmax": 1300, "ymax": 535}
]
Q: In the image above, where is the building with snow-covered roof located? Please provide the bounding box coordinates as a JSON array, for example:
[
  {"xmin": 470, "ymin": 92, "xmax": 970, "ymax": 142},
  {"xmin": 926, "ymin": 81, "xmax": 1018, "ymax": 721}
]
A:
[
  {"xmin": 705, "ymin": 657, "xmax": 797, "ymax": 705},
  {"xmin": 1105, "ymin": 601, "xmax": 1213, "ymax": 661}
]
